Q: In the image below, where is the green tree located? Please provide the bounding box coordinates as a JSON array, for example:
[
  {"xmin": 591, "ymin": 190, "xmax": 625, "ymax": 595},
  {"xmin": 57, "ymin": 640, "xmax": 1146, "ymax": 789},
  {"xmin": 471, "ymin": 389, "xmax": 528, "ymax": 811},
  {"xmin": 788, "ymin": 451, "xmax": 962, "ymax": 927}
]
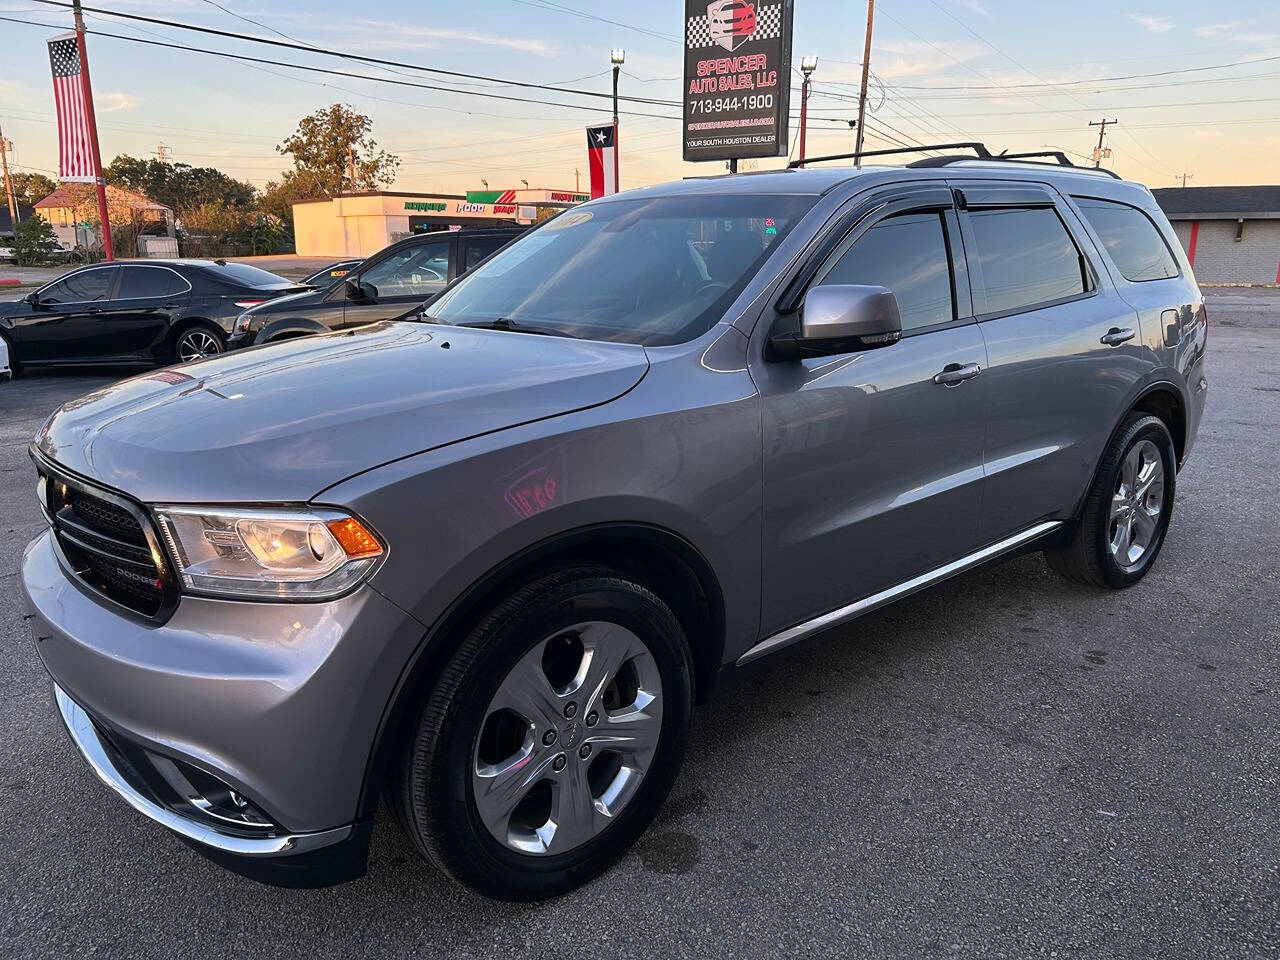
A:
[
  {"xmin": 104, "ymin": 155, "xmax": 257, "ymax": 215},
  {"xmin": 13, "ymin": 214, "xmax": 58, "ymax": 265},
  {"xmin": 9, "ymin": 171, "xmax": 57, "ymax": 209},
  {"xmin": 277, "ymin": 103, "xmax": 399, "ymax": 197}
]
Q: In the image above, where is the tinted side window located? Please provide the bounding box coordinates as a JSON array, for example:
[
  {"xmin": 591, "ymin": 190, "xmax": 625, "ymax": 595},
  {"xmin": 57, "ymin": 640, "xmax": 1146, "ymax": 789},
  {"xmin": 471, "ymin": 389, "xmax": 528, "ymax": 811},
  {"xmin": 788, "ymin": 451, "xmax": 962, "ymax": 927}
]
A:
[
  {"xmin": 820, "ymin": 212, "xmax": 954, "ymax": 331},
  {"xmin": 966, "ymin": 207, "xmax": 1086, "ymax": 316},
  {"xmin": 1075, "ymin": 197, "xmax": 1178, "ymax": 282},
  {"xmin": 119, "ymin": 266, "xmax": 180, "ymax": 299},
  {"xmin": 360, "ymin": 241, "xmax": 451, "ymax": 298},
  {"xmin": 463, "ymin": 236, "xmax": 508, "ymax": 273},
  {"xmin": 41, "ymin": 267, "xmax": 114, "ymax": 304}
]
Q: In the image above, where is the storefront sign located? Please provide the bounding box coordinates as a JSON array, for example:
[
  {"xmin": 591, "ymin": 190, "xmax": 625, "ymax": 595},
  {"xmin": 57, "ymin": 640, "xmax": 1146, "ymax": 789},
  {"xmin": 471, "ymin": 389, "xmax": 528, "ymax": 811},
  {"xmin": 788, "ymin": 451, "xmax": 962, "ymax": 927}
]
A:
[
  {"xmin": 404, "ymin": 201, "xmax": 447, "ymax": 212},
  {"xmin": 682, "ymin": 0, "xmax": 794, "ymax": 162}
]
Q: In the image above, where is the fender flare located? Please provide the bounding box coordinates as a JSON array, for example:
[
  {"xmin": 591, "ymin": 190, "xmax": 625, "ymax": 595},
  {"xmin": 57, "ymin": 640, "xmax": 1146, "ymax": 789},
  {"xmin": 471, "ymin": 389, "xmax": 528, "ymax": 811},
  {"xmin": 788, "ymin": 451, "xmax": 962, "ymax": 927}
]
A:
[
  {"xmin": 1068, "ymin": 375, "xmax": 1189, "ymax": 522},
  {"xmin": 256, "ymin": 316, "xmax": 334, "ymax": 344},
  {"xmin": 352, "ymin": 520, "xmax": 726, "ymax": 820}
]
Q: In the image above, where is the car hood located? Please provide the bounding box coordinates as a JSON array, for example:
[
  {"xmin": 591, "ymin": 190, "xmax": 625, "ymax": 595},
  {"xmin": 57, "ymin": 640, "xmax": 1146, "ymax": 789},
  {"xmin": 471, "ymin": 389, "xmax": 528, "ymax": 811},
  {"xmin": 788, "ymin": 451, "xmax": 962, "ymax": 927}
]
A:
[{"xmin": 37, "ymin": 321, "xmax": 649, "ymax": 503}]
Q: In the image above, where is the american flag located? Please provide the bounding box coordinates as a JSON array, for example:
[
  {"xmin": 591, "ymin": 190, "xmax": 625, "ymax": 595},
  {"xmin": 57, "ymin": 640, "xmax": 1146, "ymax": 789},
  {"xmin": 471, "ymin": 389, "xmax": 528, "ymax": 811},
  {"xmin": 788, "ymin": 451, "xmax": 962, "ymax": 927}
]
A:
[{"xmin": 48, "ymin": 35, "xmax": 95, "ymax": 182}]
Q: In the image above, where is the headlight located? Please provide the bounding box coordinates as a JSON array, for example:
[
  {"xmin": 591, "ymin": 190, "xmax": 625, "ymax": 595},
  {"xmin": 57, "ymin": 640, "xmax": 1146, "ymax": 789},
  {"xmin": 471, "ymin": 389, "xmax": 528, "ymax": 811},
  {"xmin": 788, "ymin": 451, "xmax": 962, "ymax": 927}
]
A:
[
  {"xmin": 154, "ymin": 506, "xmax": 383, "ymax": 600},
  {"xmin": 235, "ymin": 312, "xmax": 253, "ymax": 332}
]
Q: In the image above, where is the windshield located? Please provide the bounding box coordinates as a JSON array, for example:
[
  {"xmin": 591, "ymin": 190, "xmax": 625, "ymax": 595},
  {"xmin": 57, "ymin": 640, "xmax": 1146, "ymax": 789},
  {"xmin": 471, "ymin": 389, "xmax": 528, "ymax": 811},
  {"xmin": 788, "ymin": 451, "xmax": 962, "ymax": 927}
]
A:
[{"xmin": 426, "ymin": 194, "xmax": 814, "ymax": 345}]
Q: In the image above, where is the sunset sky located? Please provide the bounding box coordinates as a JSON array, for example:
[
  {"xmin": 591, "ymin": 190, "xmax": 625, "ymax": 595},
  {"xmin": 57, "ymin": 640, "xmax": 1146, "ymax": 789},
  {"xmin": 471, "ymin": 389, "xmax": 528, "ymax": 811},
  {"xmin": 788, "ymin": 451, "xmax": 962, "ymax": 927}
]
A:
[{"xmin": 1, "ymin": 0, "xmax": 1277, "ymax": 196}]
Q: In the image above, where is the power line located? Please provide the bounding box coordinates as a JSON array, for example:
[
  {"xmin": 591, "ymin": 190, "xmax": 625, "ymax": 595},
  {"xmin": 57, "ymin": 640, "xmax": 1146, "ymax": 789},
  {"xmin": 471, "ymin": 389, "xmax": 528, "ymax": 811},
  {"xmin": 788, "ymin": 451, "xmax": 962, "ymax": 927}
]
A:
[
  {"xmin": 29, "ymin": 0, "xmax": 682, "ymax": 107},
  {"xmin": 505, "ymin": 0, "xmax": 680, "ymax": 43},
  {"xmin": 3, "ymin": 14, "xmax": 686, "ymax": 121},
  {"xmin": 874, "ymin": 52, "xmax": 1280, "ymax": 90}
]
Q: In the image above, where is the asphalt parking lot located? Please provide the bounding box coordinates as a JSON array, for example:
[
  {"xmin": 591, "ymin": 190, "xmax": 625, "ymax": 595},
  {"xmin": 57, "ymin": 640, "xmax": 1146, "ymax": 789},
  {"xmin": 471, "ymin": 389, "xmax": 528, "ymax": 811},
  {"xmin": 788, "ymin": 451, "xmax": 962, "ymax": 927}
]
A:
[{"xmin": 2, "ymin": 290, "xmax": 1278, "ymax": 958}]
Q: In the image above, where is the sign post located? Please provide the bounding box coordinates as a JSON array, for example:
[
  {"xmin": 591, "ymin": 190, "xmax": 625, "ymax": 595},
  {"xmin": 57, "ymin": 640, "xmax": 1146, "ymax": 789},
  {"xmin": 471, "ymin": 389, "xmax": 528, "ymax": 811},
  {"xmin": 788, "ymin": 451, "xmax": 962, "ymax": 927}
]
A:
[{"xmin": 682, "ymin": 0, "xmax": 794, "ymax": 165}]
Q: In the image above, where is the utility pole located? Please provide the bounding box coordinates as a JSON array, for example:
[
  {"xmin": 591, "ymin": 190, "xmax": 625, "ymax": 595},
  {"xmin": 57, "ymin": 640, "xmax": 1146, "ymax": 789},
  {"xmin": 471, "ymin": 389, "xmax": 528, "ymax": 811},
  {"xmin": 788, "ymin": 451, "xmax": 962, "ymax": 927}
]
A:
[
  {"xmin": 72, "ymin": 0, "xmax": 113, "ymax": 260},
  {"xmin": 853, "ymin": 0, "xmax": 875, "ymax": 167},
  {"xmin": 1176, "ymin": 172, "xmax": 1194, "ymax": 188},
  {"xmin": 798, "ymin": 57, "xmax": 817, "ymax": 167},
  {"xmin": 574, "ymin": 168, "xmax": 580, "ymax": 192},
  {"xmin": 1089, "ymin": 118, "xmax": 1117, "ymax": 168},
  {"xmin": 0, "ymin": 122, "xmax": 18, "ymax": 226},
  {"xmin": 346, "ymin": 144, "xmax": 356, "ymax": 192},
  {"xmin": 154, "ymin": 142, "xmax": 171, "ymax": 162}
]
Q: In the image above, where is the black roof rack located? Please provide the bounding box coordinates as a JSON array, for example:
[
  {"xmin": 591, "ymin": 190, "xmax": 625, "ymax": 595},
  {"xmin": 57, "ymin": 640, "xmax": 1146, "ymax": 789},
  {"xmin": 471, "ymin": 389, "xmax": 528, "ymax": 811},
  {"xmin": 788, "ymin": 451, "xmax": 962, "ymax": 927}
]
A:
[
  {"xmin": 788, "ymin": 142, "xmax": 991, "ymax": 169},
  {"xmin": 790, "ymin": 142, "xmax": 1122, "ymax": 179}
]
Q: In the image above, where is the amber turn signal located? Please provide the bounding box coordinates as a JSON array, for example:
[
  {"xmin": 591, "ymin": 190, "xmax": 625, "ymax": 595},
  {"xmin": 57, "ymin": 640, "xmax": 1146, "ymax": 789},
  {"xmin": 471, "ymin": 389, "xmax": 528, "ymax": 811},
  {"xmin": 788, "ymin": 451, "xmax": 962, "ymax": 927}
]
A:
[{"xmin": 325, "ymin": 517, "xmax": 383, "ymax": 559}]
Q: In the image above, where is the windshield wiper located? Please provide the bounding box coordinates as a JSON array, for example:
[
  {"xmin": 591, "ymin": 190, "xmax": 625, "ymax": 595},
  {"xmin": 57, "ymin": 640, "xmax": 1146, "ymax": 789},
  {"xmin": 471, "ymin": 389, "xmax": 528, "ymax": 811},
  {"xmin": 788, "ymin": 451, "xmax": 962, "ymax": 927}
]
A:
[{"xmin": 457, "ymin": 318, "xmax": 575, "ymax": 338}]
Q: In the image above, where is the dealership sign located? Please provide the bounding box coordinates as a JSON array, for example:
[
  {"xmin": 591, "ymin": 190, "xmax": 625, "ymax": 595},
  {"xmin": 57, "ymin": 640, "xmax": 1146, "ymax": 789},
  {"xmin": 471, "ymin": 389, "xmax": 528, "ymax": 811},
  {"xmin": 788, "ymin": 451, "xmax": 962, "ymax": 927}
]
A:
[{"xmin": 683, "ymin": 0, "xmax": 794, "ymax": 162}]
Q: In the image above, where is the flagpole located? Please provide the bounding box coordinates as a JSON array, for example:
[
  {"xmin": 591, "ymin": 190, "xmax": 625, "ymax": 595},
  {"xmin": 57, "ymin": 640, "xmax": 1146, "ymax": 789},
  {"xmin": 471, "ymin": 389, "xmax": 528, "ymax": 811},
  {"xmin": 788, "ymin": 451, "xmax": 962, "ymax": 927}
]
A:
[{"xmin": 72, "ymin": 0, "xmax": 112, "ymax": 260}]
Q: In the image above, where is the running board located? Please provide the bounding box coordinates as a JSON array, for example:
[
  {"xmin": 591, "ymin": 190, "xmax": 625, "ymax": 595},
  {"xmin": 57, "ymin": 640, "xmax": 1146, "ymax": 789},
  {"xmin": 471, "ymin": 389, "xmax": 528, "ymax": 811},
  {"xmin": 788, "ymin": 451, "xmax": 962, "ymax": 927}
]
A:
[{"xmin": 735, "ymin": 520, "xmax": 1063, "ymax": 666}]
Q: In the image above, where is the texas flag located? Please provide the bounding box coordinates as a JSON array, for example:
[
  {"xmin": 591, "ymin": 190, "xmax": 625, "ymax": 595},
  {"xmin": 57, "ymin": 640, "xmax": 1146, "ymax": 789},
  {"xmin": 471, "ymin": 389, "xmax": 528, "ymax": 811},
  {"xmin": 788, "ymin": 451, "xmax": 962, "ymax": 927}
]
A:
[{"xmin": 586, "ymin": 123, "xmax": 617, "ymax": 198}]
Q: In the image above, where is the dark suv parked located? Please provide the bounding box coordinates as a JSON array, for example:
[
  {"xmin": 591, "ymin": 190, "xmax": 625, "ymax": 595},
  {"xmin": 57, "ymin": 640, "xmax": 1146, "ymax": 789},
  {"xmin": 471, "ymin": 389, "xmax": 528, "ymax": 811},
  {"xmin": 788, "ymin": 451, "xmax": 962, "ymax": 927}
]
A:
[
  {"xmin": 226, "ymin": 227, "xmax": 524, "ymax": 348},
  {"xmin": 0, "ymin": 259, "xmax": 303, "ymax": 371},
  {"xmin": 23, "ymin": 147, "xmax": 1206, "ymax": 901}
]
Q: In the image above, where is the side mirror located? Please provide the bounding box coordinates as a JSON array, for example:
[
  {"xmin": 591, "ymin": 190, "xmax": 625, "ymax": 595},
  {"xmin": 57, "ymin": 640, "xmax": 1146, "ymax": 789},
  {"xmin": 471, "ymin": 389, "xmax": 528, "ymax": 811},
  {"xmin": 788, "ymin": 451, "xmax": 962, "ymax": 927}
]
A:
[
  {"xmin": 24, "ymin": 291, "xmax": 42, "ymax": 308},
  {"xmin": 767, "ymin": 284, "xmax": 902, "ymax": 361},
  {"xmin": 343, "ymin": 279, "xmax": 364, "ymax": 301}
]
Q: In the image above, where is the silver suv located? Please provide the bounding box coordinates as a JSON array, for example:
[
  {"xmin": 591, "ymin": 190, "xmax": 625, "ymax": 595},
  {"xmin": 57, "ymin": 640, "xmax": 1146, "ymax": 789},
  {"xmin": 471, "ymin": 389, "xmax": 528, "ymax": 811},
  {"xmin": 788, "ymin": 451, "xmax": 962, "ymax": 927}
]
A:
[{"xmin": 22, "ymin": 150, "xmax": 1207, "ymax": 900}]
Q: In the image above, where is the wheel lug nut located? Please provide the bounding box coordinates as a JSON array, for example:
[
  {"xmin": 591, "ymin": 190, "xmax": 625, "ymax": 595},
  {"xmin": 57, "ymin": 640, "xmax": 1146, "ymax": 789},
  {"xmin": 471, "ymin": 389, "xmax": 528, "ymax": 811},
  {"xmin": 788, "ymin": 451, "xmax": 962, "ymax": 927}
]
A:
[
  {"xmin": 563, "ymin": 702, "xmax": 577, "ymax": 719},
  {"xmin": 585, "ymin": 711, "xmax": 598, "ymax": 727},
  {"xmin": 542, "ymin": 730, "xmax": 557, "ymax": 746},
  {"xmin": 579, "ymin": 744, "xmax": 591, "ymax": 760},
  {"xmin": 553, "ymin": 754, "xmax": 567, "ymax": 772}
]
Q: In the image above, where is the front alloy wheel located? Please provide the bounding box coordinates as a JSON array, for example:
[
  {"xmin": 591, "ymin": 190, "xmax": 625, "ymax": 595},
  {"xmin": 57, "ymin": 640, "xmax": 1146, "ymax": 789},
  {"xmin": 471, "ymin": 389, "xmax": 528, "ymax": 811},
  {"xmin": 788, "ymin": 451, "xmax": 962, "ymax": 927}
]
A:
[
  {"xmin": 389, "ymin": 567, "xmax": 693, "ymax": 901},
  {"xmin": 473, "ymin": 621, "xmax": 663, "ymax": 856},
  {"xmin": 175, "ymin": 328, "xmax": 223, "ymax": 363}
]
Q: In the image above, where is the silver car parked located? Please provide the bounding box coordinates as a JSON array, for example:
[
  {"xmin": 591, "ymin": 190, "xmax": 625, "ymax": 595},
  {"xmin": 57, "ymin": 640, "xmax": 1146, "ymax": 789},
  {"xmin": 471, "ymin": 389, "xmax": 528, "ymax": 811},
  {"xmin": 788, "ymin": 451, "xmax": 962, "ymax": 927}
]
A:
[{"xmin": 22, "ymin": 149, "xmax": 1207, "ymax": 900}]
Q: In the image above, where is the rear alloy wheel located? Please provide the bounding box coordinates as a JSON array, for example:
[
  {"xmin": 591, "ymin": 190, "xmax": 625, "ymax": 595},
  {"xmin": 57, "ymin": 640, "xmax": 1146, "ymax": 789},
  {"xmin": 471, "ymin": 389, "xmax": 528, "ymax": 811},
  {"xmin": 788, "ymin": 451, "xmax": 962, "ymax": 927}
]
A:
[
  {"xmin": 174, "ymin": 327, "xmax": 224, "ymax": 363},
  {"xmin": 1045, "ymin": 413, "xmax": 1176, "ymax": 587},
  {"xmin": 389, "ymin": 567, "xmax": 693, "ymax": 901}
]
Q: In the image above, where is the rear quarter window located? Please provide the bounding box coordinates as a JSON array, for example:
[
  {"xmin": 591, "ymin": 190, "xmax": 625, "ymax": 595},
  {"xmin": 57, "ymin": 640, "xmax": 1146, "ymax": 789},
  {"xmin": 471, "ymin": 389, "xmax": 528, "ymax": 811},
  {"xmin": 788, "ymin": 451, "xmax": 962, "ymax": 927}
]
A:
[
  {"xmin": 965, "ymin": 206, "xmax": 1088, "ymax": 316},
  {"xmin": 1074, "ymin": 197, "xmax": 1179, "ymax": 282}
]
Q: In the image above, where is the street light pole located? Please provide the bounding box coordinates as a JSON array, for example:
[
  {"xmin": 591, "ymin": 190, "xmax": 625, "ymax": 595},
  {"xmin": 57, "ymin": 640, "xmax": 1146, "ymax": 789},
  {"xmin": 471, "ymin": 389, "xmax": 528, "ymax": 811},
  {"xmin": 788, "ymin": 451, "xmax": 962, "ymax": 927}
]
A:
[
  {"xmin": 799, "ymin": 57, "xmax": 818, "ymax": 167},
  {"xmin": 611, "ymin": 49, "xmax": 624, "ymax": 194}
]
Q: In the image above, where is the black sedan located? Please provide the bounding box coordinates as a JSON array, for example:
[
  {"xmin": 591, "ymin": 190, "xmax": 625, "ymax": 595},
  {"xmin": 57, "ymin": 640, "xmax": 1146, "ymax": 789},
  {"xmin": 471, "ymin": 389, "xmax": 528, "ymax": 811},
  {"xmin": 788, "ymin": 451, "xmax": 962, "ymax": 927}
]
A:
[{"xmin": 0, "ymin": 259, "xmax": 306, "ymax": 373}]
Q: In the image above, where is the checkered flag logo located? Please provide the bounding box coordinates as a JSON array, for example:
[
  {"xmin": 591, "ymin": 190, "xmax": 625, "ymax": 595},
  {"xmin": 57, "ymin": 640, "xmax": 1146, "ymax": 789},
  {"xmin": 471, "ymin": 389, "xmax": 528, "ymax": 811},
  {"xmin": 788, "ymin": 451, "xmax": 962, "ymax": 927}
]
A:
[{"xmin": 687, "ymin": 2, "xmax": 782, "ymax": 51}]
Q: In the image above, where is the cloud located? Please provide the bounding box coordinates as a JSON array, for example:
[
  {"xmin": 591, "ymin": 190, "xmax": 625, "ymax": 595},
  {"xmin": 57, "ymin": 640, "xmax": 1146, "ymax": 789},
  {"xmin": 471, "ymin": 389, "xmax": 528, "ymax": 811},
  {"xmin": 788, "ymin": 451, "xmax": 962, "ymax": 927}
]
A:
[
  {"xmin": 949, "ymin": 0, "xmax": 991, "ymax": 16},
  {"xmin": 1194, "ymin": 20, "xmax": 1243, "ymax": 37},
  {"xmin": 95, "ymin": 92, "xmax": 138, "ymax": 113},
  {"xmin": 1129, "ymin": 14, "xmax": 1173, "ymax": 32},
  {"xmin": 303, "ymin": 20, "xmax": 557, "ymax": 57}
]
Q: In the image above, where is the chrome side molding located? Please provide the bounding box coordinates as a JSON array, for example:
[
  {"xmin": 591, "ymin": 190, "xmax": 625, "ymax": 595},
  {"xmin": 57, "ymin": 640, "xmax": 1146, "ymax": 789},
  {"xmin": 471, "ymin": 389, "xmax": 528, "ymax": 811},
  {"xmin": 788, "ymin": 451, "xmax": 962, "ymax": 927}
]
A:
[{"xmin": 736, "ymin": 520, "xmax": 1063, "ymax": 666}]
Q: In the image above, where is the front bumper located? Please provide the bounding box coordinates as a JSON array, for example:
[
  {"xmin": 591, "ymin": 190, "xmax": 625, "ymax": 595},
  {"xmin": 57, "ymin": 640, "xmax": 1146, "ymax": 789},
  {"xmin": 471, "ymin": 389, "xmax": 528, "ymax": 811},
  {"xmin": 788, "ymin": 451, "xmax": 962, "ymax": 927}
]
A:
[
  {"xmin": 23, "ymin": 528, "xmax": 426, "ymax": 885},
  {"xmin": 225, "ymin": 330, "xmax": 256, "ymax": 351},
  {"xmin": 53, "ymin": 682, "xmax": 371, "ymax": 886}
]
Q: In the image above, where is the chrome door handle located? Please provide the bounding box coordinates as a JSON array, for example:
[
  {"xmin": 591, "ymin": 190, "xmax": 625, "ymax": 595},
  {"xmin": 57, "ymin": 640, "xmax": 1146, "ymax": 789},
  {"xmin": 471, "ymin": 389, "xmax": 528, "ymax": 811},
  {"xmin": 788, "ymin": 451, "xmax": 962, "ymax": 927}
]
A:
[
  {"xmin": 933, "ymin": 362, "xmax": 982, "ymax": 386},
  {"xmin": 1100, "ymin": 327, "xmax": 1135, "ymax": 346}
]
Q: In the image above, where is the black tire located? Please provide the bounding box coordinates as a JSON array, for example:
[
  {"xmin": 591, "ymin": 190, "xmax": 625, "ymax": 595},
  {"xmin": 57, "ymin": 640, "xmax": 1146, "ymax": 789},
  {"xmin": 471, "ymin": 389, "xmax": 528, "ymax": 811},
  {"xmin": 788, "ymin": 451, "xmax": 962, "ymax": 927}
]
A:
[
  {"xmin": 1045, "ymin": 413, "xmax": 1176, "ymax": 588},
  {"xmin": 171, "ymin": 323, "xmax": 225, "ymax": 364},
  {"xmin": 388, "ymin": 566, "xmax": 694, "ymax": 901}
]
